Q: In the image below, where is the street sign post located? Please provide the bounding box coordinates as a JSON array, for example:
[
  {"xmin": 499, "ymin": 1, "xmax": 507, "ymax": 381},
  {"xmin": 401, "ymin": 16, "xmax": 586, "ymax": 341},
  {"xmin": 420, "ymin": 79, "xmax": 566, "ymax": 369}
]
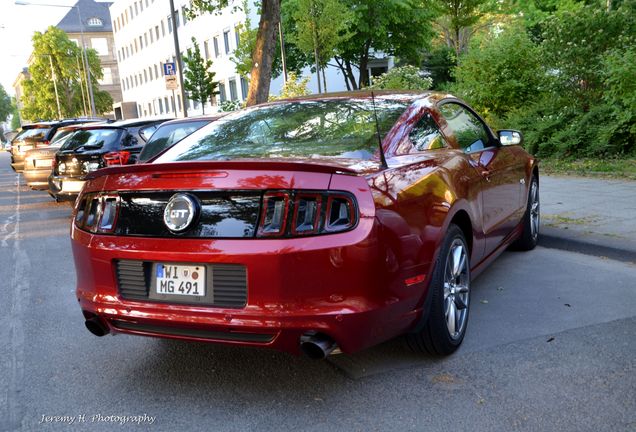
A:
[{"xmin": 163, "ymin": 62, "xmax": 179, "ymax": 116}]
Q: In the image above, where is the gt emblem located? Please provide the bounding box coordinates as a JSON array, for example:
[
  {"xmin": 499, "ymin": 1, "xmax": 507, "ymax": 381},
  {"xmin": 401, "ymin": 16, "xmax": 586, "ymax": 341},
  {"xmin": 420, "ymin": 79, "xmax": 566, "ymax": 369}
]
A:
[{"xmin": 163, "ymin": 193, "xmax": 199, "ymax": 233}]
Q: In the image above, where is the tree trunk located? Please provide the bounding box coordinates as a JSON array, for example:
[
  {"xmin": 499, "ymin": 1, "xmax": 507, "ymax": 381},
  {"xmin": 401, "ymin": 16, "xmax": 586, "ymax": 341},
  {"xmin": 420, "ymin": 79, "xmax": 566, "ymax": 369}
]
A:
[
  {"xmin": 357, "ymin": 40, "xmax": 372, "ymax": 88},
  {"xmin": 245, "ymin": 0, "xmax": 280, "ymax": 106},
  {"xmin": 334, "ymin": 57, "xmax": 351, "ymax": 91},
  {"xmin": 322, "ymin": 67, "xmax": 327, "ymax": 93},
  {"xmin": 344, "ymin": 59, "xmax": 358, "ymax": 90}
]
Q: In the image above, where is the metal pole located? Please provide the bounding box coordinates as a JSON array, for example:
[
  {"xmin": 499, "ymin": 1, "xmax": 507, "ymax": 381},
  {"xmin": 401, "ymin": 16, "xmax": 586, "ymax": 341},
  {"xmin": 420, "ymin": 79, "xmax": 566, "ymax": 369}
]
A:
[
  {"xmin": 75, "ymin": 54, "xmax": 88, "ymax": 116},
  {"xmin": 48, "ymin": 55, "xmax": 62, "ymax": 119},
  {"xmin": 169, "ymin": 0, "xmax": 188, "ymax": 117},
  {"xmin": 278, "ymin": 22, "xmax": 288, "ymax": 84},
  {"xmin": 75, "ymin": 5, "xmax": 96, "ymax": 116}
]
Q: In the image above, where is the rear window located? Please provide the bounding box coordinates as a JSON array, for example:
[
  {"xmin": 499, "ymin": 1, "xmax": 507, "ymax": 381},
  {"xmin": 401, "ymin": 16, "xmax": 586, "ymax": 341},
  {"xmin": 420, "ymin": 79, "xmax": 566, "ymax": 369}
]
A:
[
  {"xmin": 50, "ymin": 129, "xmax": 76, "ymax": 147},
  {"xmin": 154, "ymin": 99, "xmax": 409, "ymax": 163},
  {"xmin": 14, "ymin": 127, "xmax": 51, "ymax": 142},
  {"xmin": 60, "ymin": 129, "xmax": 123, "ymax": 151},
  {"xmin": 138, "ymin": 120, "xmax": 210, "ymax": 162}
]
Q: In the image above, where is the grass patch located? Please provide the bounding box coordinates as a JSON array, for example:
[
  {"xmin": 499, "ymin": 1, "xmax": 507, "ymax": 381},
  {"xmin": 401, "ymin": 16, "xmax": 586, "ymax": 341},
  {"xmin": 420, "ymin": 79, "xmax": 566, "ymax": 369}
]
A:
[{"xmin": 540, "ymin": 158, "xmax": 636, "ymax": 180}]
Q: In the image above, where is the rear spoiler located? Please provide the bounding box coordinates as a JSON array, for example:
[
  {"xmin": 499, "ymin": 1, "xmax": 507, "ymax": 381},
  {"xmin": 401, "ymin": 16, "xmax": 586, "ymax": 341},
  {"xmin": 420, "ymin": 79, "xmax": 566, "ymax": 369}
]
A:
[{"xmin": 84, "ymin": 160, "xmax": 365, "ymax": 181}]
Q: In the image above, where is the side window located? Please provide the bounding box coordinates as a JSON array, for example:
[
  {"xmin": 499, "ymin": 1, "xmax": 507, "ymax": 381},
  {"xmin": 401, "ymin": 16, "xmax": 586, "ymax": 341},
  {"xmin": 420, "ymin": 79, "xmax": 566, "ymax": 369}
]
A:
[
  {"xmin": 439, "ymin": 103, "xmax": 490, "ymax": 153},
  {"xmin": 139, "ymin": 124, "xmax": 160, "ymax": 142},
  {"xmin": 409, "ymin": 112, "xmax": 445, "ymax": 152}
]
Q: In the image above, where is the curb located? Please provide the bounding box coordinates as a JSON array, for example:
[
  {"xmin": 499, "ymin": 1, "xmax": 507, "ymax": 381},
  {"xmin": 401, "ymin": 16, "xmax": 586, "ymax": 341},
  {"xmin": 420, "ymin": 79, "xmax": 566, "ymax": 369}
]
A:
[{"xmin": 539, "ymin": 226, "xmax": 636, "ymax": 263}]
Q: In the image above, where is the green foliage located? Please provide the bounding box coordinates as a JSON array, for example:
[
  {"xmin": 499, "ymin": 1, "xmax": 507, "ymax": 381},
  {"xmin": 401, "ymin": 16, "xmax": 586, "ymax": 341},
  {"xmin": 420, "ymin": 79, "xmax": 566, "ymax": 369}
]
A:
[
  {"xmin": 21, "ymin": 26, "xmax": 112, "ymax": 120},
  {"xmin": 334, "ymin": 0, "xmax": 437, "ymax": 89},
  {"xmin": 366, "ymin": 65, "xmax": 432, "ymax": 91},
  {"xmin": 451, "ymin": 1, "xmax": 636, "ymax": 158},
  {"xmin": 422, "ymin": 45, "xmax": 456, "ymax": 89},
  {"xmin": 183, "ymin": 37, "xmax": 219, "ymax": 114},
  {"xmin": 452, "ymin": 27, "xmax": 544, "ymax": 124},
  {"xmin": 218, "ymin": 100, "xmax": 243, "ymax": 112},
  {"xmin": 288, "ymin": 0, "xmax": 353, "ymax": 68},
  {"xmin": 0, "ymin": 85, "xmax": 11, "ymax": 123},
  {"xmin": 269, "ymin": 72, "xmax": 311, "ymax": 100},
  {"xmin": 10, "ymin": 98, "xmax": 21, "ymax": 130},
  {"xmin": 231, "ymin": 1, "xmax": 311, "ymax": 79}
]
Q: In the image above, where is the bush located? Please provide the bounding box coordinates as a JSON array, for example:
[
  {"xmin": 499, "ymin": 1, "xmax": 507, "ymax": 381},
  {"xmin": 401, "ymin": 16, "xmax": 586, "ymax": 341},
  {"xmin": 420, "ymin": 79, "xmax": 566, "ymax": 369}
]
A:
[
  {"xmin": 366, "ymin": 65, "xmax": 432, "ymax": 91},
  {"xmin": 269, "ymin": 72, "xmax": 311, "ymax": 100},
  {"xmin": 451, "ymin": 27, "xmax": 544, "ymax": 125},
  {"xmin": 218, "ymin": 100, "xmax": 243, "ymax": 112}
]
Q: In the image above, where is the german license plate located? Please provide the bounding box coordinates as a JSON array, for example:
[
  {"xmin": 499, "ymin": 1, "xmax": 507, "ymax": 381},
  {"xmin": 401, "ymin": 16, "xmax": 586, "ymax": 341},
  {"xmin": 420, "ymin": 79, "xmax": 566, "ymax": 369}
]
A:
[
  {"xmin": 35, "ymin": 158, "xmax": 52, "ymax": 168},
  {"xmin": 62, "ymin": 180, "xmax": 84, "ymax": 193},
  {"xmin": 155, "ymin": 264, "xmax": 205, "ymax": 296}
]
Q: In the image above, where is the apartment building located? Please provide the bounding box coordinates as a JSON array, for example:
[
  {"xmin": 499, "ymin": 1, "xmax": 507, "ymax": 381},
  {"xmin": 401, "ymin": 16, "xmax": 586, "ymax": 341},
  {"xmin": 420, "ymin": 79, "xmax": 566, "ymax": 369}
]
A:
[
  {"xmin": 110, "ymin": 0, "xmax": 261, "ymax": 118},
  {"xmin": 57, "ymin": 0, "xmax": 122, "ymax": 108}
]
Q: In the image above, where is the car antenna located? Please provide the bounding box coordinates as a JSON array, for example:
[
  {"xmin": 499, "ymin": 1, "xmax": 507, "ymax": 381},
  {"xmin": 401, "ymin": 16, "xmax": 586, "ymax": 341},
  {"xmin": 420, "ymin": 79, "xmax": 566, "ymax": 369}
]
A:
[{"xmin": 371, "ymin": 91, "xmax": 389, "ymax": 169}]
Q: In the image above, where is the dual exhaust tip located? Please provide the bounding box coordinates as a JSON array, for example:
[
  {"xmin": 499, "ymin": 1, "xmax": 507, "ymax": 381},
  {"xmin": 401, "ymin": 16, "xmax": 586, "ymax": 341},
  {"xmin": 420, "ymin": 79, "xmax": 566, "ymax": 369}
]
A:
[
  {"xmin": 84, "ymin": 313, "xmax": 338, "ymax": 360},
  {"xmin": 83, "ymin": 313, "xmax": 110, "ymax": 337},
  {"xmin": 300, "ymin": 332, "xmax": 339, "ymax": 360}
]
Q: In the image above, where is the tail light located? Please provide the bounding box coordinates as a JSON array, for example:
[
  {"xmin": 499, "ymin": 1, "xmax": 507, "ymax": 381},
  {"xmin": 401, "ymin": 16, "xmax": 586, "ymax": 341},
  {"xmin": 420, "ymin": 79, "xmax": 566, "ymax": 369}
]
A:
[
  {"xmin": 75, "ymin": 193, "xmax": 121, "ymax": 234},
  {"xmin": 103, "ymin": 151, "xmax": 131, "ymax": 166},
  {"xmin": 257, "ymin": 190, "xmax": 357, "ymax": 238}
]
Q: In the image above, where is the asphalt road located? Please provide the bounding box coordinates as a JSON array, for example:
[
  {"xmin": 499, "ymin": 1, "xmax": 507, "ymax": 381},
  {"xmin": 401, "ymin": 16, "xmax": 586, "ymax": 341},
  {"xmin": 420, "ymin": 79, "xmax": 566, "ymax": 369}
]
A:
[{"xmin": 1, "ymin": 151, "xmax": 635, "ymax": 432}]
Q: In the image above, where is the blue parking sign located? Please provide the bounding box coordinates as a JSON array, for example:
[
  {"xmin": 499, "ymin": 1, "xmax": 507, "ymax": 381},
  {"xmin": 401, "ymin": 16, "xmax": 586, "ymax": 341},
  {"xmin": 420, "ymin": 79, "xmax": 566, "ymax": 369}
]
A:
[{"xmin": 163, "ymin": 62, "xmax": 176, "ymax": 76}]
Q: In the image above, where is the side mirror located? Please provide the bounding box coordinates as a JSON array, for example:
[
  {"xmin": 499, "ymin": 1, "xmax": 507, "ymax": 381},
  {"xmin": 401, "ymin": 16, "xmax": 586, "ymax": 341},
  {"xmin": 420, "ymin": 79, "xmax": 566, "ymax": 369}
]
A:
[{"xmin": 498, "ymin": 130, "xmax": 523, "ymax": 146}]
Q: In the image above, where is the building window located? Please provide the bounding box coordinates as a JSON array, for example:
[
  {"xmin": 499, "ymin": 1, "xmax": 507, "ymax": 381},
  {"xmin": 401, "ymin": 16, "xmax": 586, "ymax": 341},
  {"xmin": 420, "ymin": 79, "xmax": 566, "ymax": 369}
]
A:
[
  {"xmin": 87, "ymin": 17, "xmax": 103, "ymax": 27},
  {"xmin": 223, "ymin": 30, "xmax": 230, "ymax": 54},
  {"xmin": 213, "ymin": 36, "xmax": 219, "ymax": 58},
  {"xmin": 165, "ymin": 96, "xmax": 170, "ymax": 113},
  {"xmin": 134, "ymin": 76, "xmax": 138, "ymax": 86},
  {"xmin": 100, "ymin": 67, "xmax": 113, "ymax": 85},
  {"xmin": 134, "ymin": 2, "xmax": 138, "ymax": 15},
  {"xmin": 241, "ymin": 77, "xmax": 249, "ymax": 100},
  {"xmin": 159, "ymin": 98, "xmax": 164, "ymax": 114},
  {"xmin": 154, "ymin": 64, "xmax": 159, "ymax": 79},
  {"xmin": 235, "ymin": 25, "xmax": 240, "ymax": 47},
  {"xmin": 145, "ymin": 33, "xmax": 148, "ymax": 46},
  {"xmin": 161, "ymin": 21, "xmax": 165, "ymax": 36},
  {"xmin": 91, "ymin": 38, "xmax": 108, "ymax": 56},
  {"xmin": 139, "ymin": 36, "xmax": 143, "ymax": 49},
  {"xmin": 140, "ymin": 0, "xmax": 144, "ymax": 11},
  {"xmin": 182, "ymin": 6, "xmax": 188, "ymax": 24},
  {"xmin": 167, "ymin": 16, "xmax": 173, "ymax": 33},
  {"xmin": 175, "ymin": 12, "xmax": 180, "ymax": 28},
  {"xmin": 204, "ymin": 41, "xmax": 210, "ymax": 60},
  {"xmin": 218, "ymin": 82, "xmax": 226, "ymax": 102},
  {"xmin": 155, "ymin": 25, "xmax": 160, "ymax": 40},
  {"xmin": 229, "ymin": 78, "xmax": 238, "ymax": 101},
  {"xmin": 149, "ymin": 29, "xmax": 153, "ymax": 43}
]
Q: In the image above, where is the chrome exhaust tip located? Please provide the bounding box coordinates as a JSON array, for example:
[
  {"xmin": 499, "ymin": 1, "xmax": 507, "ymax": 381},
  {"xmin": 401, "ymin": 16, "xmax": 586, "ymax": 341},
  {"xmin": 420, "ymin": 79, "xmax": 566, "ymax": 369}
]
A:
[{"xmin": 300, "ymin": 332, "xmax": 338, "ymax": 359}]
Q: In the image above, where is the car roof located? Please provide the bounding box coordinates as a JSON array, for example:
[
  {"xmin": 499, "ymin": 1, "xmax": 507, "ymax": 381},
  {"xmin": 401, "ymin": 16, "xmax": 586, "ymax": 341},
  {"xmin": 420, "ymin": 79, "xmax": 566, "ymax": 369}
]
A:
[
  {"xmin": 21, "ymin": 118, "xmax": 107, "ymax": 129},
  {"xmin": 156, "ymin": 114, "xmax": 225, "ymax": 127},
  {"xmin": 109, "ymin": 117, "xmax": 173, "ymax": 127}
]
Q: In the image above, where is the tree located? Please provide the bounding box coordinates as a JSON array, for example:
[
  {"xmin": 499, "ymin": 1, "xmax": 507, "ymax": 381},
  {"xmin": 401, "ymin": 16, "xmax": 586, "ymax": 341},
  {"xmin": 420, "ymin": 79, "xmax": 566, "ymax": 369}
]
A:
[
  {"xmin": 333, "ymin": 0, "xmax": 436, "ymax": 90},
  {"xmin": 0, "ymin": 85, "xmax": 12, "ymax": 123},
  {"xmin": 269, "ymin": 71, "xmax": 311, "ymax": 99},
  {"xmin": 188, "ymin": 0, "xmax": 280, "ymax": 106},
  {"xmin": 366, "ymin": 65, "xmax": 433, "ymax": 90},
  {"xmin": 182, "ymin": 37, "xmax": 219, "ymax": 114},
  {"xmin": 10, "ymin": 98, "xmax": 21, "ymax": 130},
  {"xmin": 433, "ymin": 0, "xmax": 488, "ymax": 56},
  {"xmin": 21, "ymin": 26, "xmax": 112, "ymax": 120},
  {"xmin": 287, "ymin": 0, "xmax": 353, "ymax": 92},
  {"xmin": 452, "ymin": 27, "xmax": 544, "ymax": 122}
]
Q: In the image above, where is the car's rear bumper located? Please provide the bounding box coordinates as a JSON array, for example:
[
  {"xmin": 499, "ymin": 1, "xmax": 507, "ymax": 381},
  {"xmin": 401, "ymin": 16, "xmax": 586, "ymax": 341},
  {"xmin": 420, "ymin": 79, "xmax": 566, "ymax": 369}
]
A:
[
  {"xmin": 48, "ymin": 174, "xmax": 85, "ymax": 201},
  {"xmin": 71, "ymin": 222, "xmax": 430, "ymax": 355},
  {"xmin": 23, "ymin": 168, "xmax": 52, "ymax": 189}
]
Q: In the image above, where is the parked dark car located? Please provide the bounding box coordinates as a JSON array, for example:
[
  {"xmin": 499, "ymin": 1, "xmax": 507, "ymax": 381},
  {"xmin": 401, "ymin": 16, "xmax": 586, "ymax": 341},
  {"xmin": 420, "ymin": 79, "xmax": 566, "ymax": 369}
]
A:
[
  {"xmin": 71, "ymin": 91, "xmax": 539, "ymax": 358},
  {"xmin": 23, "ymin": 124, "xmax": 98, "ymax": 189},
  {"xmin": 137, "ymin": 115, "xmax": 224, "ymax": 163},
  {"xmin": 10, "ymin": 118, "xmax": 105, "ymax": 172},
  {"xmin": 48, "ymin": 118, "xmax": 170, "ymax": 201}
]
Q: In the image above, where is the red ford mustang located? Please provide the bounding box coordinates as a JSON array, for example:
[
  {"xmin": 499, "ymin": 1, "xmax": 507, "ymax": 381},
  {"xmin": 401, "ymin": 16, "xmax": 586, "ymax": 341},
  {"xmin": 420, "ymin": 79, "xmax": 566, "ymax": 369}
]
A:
[{"xmin": 71, "ymin": 91, "xmax": 539, "ymax": 358}]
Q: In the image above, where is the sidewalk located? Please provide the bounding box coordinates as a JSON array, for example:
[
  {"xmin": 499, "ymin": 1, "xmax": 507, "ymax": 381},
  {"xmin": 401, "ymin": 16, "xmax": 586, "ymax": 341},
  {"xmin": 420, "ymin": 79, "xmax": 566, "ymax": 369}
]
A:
[{"xmin": 539, "ymin": 175, "xmax": 636, "ymax": 262}]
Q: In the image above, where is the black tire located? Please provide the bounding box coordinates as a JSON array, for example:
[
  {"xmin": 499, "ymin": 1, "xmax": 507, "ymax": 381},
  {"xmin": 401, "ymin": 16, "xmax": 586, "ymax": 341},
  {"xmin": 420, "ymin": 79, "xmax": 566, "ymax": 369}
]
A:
[
  {"xmin": 511, "ymin": 175, "xmax": 539, "ymax": 251},
  {"xmin": 406, "ymin": 224, "xmax": 470, "ymax": 355}
]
